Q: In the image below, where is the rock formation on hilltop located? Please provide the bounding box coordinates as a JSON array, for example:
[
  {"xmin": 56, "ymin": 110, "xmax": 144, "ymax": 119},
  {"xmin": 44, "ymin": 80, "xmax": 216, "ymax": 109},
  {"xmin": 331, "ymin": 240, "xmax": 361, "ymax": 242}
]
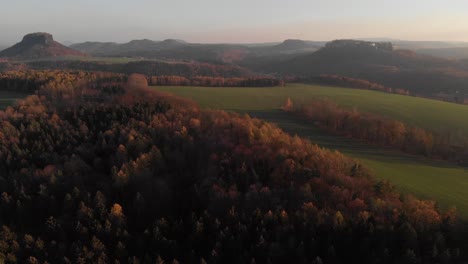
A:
[{"xmin": 0, "ymin": 32, "xmax": 86, "ymax": 59}]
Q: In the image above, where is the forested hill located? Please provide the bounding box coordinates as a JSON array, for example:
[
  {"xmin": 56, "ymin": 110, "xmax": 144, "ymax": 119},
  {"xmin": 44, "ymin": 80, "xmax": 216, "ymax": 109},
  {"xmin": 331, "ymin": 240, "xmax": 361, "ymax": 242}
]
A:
[
  {"xmin": 245, "ymin": 39, "xmax": 468, "ymax": 96},
  {"xmin": 0, "ymin": 73, "xmax": 465, "ymax": 263}
]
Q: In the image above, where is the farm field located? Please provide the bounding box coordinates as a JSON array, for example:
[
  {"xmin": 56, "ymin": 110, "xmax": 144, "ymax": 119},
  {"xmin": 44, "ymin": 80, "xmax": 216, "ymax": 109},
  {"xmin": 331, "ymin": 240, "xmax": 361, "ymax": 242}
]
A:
[
  {"xmin": 154, "ymin": 84, "xmax": 468, "ymax": 217},
  {"xmin": 155, "ymin": 83, "xmax": 468, "ymax": 135},
  {"xmin": 0, "ymin": 91, "xmax": 28, "ymax": 109}
]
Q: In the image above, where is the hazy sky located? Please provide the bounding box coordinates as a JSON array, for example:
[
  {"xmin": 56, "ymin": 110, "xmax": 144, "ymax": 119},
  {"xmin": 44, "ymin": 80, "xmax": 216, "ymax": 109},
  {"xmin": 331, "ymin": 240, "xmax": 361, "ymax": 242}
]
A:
[{"xmin": 1, "ymin": 0, "xmax": 468, "ymax": 44}]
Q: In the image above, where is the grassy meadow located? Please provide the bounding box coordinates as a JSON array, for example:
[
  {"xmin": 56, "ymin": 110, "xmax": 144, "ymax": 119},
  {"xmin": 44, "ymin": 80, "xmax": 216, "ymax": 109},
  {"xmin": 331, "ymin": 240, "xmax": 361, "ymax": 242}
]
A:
[{"xmin": 154, "ymin": 84, "xmax": 468, "ymax": 217}]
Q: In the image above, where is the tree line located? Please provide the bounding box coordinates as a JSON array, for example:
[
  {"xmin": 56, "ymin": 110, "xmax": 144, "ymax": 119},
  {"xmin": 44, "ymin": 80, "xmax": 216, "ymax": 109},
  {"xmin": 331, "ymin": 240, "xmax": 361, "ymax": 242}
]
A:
[
  {"xmin": 4, "ymin": 60, "xmax": 257, "ymax": 79},
  {"xmin": 0, "ymin": 71, "xmax": 284, "ymax": 103},
  {"xmin": 149, "ymin": 75, "xmax": 284, "ymax": 87},
  {"xmin": 287, "ymin": 99, "xmax": 468, "ymax": 163},
  {"xmin": 305, "ymin": 75, "xmax": 410, "ymax": 96}
]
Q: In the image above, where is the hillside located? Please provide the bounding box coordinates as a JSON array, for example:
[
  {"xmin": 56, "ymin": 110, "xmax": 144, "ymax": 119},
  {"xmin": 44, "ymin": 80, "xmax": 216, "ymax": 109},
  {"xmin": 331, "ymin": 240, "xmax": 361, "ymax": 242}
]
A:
[
  {"xmin": 246, "ymin": 39, "xmax": 468, "ymax": 96},
  {"xmin": 153, "ymin": 84, "xmax": 468, "ymax": 218},
  {"xmin": 0, "ymin": 33, "xmax": 85, "ymax": 59}
]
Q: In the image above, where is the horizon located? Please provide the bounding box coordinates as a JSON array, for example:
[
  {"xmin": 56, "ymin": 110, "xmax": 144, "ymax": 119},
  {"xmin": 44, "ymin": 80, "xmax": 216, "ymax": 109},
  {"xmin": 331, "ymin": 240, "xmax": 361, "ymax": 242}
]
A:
[
  {"xmin": 2, "ymin": 34, "xmax": 468, "ymax": 47},
  {"xmin": 1, "ymin": 0, "xmax": 468, "ymax": 45}
]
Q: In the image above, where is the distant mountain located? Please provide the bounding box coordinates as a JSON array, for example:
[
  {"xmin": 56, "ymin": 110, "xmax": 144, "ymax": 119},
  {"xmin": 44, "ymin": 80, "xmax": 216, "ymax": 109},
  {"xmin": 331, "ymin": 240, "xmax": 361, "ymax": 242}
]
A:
[
  {"xmin": 0, "ymin": 33, "xmax": 85, "ymax": 59},
  {"xmin": 250, "ymin": 39, "xmax": 460, "ymax": 74},
  {"xmin": 70, "ymin": 38, "xmax": 325, "ymax": 63},
  {"xmin": 71, "ymin": 39, "xmax": 251, "ymax": 63},
  {"xmin": 69, "ymin": 41, "xmax": 120, "ymax": 54},
  {"xmin": 71, "ymin": 39, "xmax": 190, "ymax": 56},
  {"xmin": 248, "ymin": 39, "xmax": 468, "ymax": 95},
  {"xmin": 417, "ymin": 47, "xmax": 468, "ymax": 60}
]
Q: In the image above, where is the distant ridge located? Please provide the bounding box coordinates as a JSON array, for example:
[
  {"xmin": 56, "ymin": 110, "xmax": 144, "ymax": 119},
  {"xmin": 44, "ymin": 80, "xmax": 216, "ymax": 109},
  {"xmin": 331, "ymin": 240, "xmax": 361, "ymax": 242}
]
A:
[
  {"xmin": 0, "ymin": 32, "xmax": 86, "ymax": 59},
  {"xmin": 245, "ymin": 39, "xmax": 468, "ymax": 96},
  {"xmin": 70, "ymin": 39, "xmax": 188, "ymax": 56},
  {"xmin": 277, "ymin": 39, "xmax": 313, "ymax": 50},
  {"xmin": 70, "ymin": 38, "xmax": 325, "ymax": 62}
]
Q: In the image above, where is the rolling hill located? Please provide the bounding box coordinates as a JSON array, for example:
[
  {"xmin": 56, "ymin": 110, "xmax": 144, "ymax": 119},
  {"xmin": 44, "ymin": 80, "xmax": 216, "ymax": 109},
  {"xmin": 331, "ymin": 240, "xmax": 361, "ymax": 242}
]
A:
[
  {"xmin": 70, "ymin": 39, "xmax": 185, "ymax": 55},
  {"xmin": 245, "ymin": 39, "xmax": 468, "ymax": 96},
  {"xmin": 0, "ymin": 33, "xmax": 86, "ymax": 59},
  {"xmin": 72, "ymin": 39, "xmax": 251, "ymax": 62},
  {"xmin": 70, "ymin": 39, "xmax": 323, "ymax": 63}
]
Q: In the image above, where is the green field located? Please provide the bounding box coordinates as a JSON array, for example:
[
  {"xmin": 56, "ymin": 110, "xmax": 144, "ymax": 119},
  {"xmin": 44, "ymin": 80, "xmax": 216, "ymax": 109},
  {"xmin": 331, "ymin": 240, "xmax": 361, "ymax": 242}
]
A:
[
  {"xmin": 155, "ymin": 83, "xmax": 468, "ymax": 135},
  {"xmin": 154, "ymin": 84, "xmax": 468, "ymax": 217},
  {"xmin": 0, "ymin": 91, "xmax": 28, "ymax": 109}
]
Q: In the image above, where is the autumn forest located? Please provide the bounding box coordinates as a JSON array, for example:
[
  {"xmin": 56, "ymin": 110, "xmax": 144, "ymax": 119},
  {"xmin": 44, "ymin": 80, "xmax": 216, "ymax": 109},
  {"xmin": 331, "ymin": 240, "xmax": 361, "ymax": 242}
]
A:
[{"xmin": 0, "ymin": 70, "xmax": 464, "ymax": 263}]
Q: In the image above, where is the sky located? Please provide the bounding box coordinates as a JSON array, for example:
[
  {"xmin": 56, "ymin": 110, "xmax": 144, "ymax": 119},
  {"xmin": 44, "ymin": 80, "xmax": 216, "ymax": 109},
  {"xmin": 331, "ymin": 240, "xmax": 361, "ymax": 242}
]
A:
[{"xmin": 1, "ymin": 0, "xmax": 468, "ymax": 45}]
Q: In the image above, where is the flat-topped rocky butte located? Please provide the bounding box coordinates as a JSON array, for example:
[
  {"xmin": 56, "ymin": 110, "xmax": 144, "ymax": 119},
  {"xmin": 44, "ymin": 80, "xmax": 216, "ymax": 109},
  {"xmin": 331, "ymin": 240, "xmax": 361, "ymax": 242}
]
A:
[
  {"xmin": 21, "ymin": 32, "xmax": 54, "ymax": 45},
  {"xmin": 0, "ymin": 32, "xmax": 85, "ymax": 59}
]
